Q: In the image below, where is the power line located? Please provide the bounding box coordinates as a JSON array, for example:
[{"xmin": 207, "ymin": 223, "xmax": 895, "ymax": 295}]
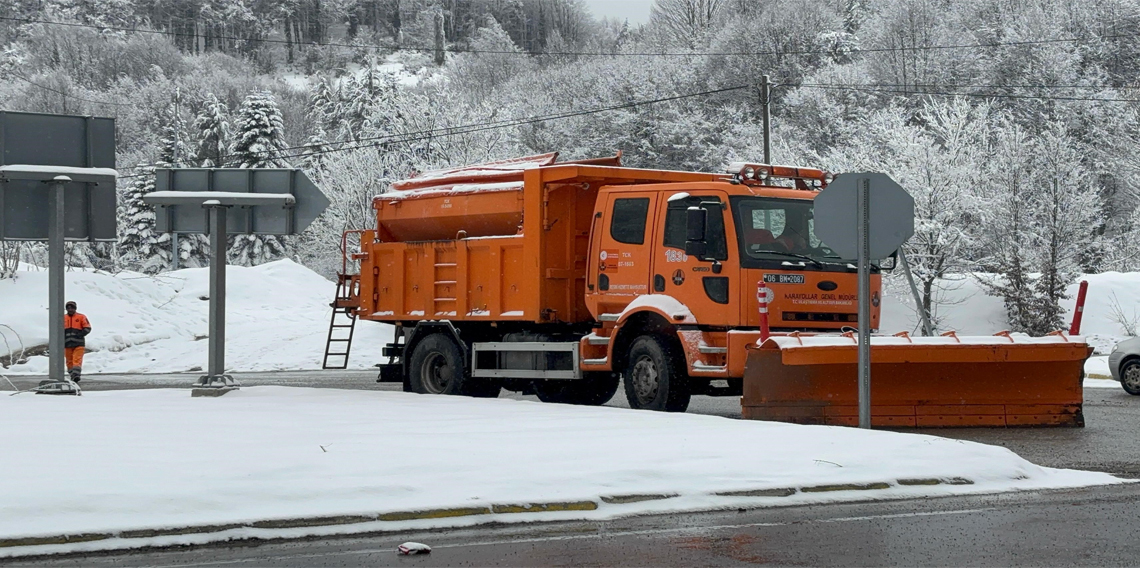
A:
[
  {"xmin": 2, "ymin": 15, "xmax": 1136, "ymax": 58},
  {"xmin": 796, "ymin": 82, "xmax": 1139, "ymax": 91},
  {"xmin": 0, "ymin": 69, "xmax": 132, "ymax": 107},
  {"xmin": 118, "ymin": 84, "xmax": 751, "ymax": 178},
  {"xmin": 117, "ymin": 79, "xmax": 1140, "ymax": 180},
  {"xmin": 797, "ymin": 83, "xmax": 1140, "ymax": 103}
]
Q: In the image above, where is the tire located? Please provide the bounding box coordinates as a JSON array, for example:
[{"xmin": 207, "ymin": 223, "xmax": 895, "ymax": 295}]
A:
[
  {"xmin": 407, "ymin": 333, "xmax": 500, "ymax": 398},
  {"xmin": 534, "ymin": 372, "xmax": 620, "ymax": 406},
  {"xmin": 622, "ymin": 335, "xmax": 690, "ymax": 412},
  {"xmin": 1121, "ymin": 360, "xmax": 1140, "ymax": 396}
]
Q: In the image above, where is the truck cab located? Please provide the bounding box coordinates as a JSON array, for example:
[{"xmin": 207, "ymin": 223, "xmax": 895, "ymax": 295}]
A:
[{"xmin": 578, "ymin": 164, "xmax": 881, "ymax": 411}]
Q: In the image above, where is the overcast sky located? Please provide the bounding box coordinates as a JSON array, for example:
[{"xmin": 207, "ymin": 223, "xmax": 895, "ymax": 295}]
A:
[{"xmin": 581, "ymin": 0, "xmax": 654, "ymax": 24}]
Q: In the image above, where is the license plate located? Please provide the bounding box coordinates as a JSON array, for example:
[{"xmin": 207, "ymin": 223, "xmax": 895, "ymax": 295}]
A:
[{"xmin": 764, "ymin": 274, "xmax": 805, "ymax": 284}]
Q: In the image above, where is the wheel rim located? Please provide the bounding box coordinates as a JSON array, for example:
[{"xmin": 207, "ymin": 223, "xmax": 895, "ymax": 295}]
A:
[
  {"xmin": 1123, "ymin": 363, "xmax": 1140, "ymax": 392},
  {"xmin": 420, "ymin": 352, "xmax": 450, "ymax": 394},
  {"xmin": 631, "ymin": 355, "xmax": 660, "ymax": 403}
]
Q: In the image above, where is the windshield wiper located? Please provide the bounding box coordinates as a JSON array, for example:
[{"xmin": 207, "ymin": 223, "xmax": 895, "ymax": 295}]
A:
[{"xmin": 754, "ymin": 251, "xmax": 826, "ymax": 268}]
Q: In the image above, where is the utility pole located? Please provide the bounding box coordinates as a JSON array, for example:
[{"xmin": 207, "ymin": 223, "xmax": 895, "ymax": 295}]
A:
[
  {"xmin": 760, "ymin": 74, "xmax": 772, "ymax": 164},
  {"xmin": 433, "ymin": 9, "xmax": 445, "ymax": 66},
  {"xmin": 171, "ymin": 88, "xmax": 181, "ymax": 271}
]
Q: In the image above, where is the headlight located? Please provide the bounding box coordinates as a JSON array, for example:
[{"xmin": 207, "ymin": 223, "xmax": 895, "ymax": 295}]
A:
[{"xmin": 742, "ymin": 166, "xmax": 755, "ymax": 179}]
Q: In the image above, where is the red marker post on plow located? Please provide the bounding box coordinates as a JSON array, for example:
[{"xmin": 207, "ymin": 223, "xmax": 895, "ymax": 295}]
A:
[{"xmin": 757, "ymin": 278, "xmax": 774, "ymax": 343}]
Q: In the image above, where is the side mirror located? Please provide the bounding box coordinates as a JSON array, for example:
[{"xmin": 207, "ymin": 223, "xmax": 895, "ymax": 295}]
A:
[
  {"xmin": 879, "ymin": 252, "xmax": 897, "ymax": 271},
  {"xmin": 685, "ymin": 207, "xmax": 708, "ymax": 258}
]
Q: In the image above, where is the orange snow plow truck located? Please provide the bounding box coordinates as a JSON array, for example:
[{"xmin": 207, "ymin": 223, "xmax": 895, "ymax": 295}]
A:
[{"xmin": 333, "ymin": 152, "xmax": 1089, "ymax": 426}]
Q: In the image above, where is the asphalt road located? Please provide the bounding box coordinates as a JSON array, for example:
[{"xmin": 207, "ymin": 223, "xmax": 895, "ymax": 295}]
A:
[
  {"xmin": 6, "ymin": 370, "xmax": 1137, "ymax": 476},
  {"xmin": 7, "ymin": 483, "xmax": 1140, "ymax": 567}
]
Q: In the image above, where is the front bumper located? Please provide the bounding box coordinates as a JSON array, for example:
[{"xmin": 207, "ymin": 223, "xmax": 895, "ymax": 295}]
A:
[{"xmin": 1109, "ymin": 351, "xmax": 1123, "ymax": 381}]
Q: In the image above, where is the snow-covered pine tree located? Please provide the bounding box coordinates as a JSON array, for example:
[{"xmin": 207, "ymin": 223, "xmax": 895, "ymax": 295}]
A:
[
  {"xmin": 308, "ymin": 76, "xmax": 339, "ymax": 135},
  {"xmin": 117, "ymin": 101, "xmax": 191, "ymax": 274},
  {"xmin": 227, "ymin": 90, "xmax": 291, "ymax": 266},
  {"xmin": 194, "ymin": 92, "xmax": 231, "ymax": 167},
  {"xmin": 1028, "ymin": 126, "xmax": 1102, "ymax": 333}
]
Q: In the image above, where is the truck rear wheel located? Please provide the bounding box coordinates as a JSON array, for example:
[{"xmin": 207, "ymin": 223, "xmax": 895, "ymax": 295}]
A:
[
  {"xmin": 408, "ymin": 333, "xmax": 500, "ymax": 398},
  {"xmin": 534, "ymin": 372, "xmax": 619, "ymax": 406},
  {"xmin": 622, "ymin": 335, "xmax": 690, "ymax": 412}
]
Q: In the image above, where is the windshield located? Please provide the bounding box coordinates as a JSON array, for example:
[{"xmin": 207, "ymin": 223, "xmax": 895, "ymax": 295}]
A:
[{"xmin": 729, "ymin": 196, "xmax": 856, "ymax": 270}]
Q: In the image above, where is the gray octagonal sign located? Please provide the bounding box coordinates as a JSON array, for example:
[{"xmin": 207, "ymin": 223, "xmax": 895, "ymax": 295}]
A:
[{"xmin": 813, "ymin": 172, "xmax": 915, "ymax": 260}]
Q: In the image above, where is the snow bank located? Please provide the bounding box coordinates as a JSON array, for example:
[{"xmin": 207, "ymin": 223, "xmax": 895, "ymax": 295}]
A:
[
  {"xmin": 0, "ymin": 260, "xmax": 392, "ymax": 373},
  {"xmin": 881, "ymin": 272, "xmax": 1140, "ymax": 353},
  {"xmin": 0, "ymin": 387, "xmax": 1119, "ymax": 549}
]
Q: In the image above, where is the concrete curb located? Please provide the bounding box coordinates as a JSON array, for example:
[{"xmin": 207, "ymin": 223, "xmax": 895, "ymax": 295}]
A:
[{"xmin": 0, "ymin": 478, "xmax": 974, "ymax": 551}]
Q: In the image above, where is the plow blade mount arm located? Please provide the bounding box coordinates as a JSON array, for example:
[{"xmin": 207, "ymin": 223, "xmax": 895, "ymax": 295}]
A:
[{"xmin": 742, "ymin": 334, "xmax": 1090, "ymax": 427}]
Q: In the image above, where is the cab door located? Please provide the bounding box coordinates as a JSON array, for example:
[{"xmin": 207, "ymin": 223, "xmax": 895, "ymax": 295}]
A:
[
  {"xmin": 650, "ymin": 191, "xmax": 739, "ymax": 326},
  {"xmin": 588, "ymin": 192, "xmax": 659, "ymax": 316}
]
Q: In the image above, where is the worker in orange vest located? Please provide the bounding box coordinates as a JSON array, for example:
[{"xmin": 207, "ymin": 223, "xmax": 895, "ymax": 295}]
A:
[{"xmin": 64, "ymin": 301, "xmax": 91, "ymax": 382}]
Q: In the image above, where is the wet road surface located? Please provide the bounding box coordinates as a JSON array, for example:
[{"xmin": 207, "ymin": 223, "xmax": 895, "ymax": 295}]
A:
[{"xmin": 6, "ymin": 483, "xmax": 1140, "ymax": 567}]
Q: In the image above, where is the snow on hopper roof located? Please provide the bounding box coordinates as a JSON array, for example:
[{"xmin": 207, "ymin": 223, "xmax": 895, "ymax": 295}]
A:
[{"xmin": 386, "ymin": 152, "xmax": 623, "ymax": 194}]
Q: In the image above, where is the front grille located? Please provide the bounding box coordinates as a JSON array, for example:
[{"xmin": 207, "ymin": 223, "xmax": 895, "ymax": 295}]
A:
[{"xmin": 782, "ymin": 312, "xmax": 858, "ymax": 323}]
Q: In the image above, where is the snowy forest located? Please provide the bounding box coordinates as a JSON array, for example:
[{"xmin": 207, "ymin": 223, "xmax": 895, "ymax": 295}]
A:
[{"xmin": 2, "ymin": 0, "xmax": 1140, "ymax": 335}]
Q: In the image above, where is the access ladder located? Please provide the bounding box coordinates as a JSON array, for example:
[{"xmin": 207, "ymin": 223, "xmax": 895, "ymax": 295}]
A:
[{"xmin": 322, "ymin": 273, "xmax": 360, "ymax": 370}]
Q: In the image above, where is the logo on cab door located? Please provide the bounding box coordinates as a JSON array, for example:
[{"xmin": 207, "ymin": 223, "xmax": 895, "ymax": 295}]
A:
[{"xmin": 599, "ymin": 249, "xmax": 619, "ymax": 272}]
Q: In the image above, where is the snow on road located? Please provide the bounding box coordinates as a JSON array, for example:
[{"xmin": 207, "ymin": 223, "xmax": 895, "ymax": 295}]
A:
[
  {"xmin": 0, "ymin": 260, "xmax": 392, "ymax": 373},
  {"xmin": 0, "ymin": 386, "xmax": 1121, "ymax": 554}
]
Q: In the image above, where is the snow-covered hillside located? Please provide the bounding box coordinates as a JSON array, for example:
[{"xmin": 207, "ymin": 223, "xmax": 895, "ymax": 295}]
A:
[
  {"xmin": 0, "ymin": 260, "xmax": 392, "ymax": 374},
  {"xmin": 881, "ymin": 272, "xmax": 1140, "ymax": 354}
]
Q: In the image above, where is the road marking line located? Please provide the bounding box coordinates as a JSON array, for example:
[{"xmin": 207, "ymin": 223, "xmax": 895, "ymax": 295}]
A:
[{"xmin": 149, "ymin": 508, "xmax": 996, "ymax": 567}]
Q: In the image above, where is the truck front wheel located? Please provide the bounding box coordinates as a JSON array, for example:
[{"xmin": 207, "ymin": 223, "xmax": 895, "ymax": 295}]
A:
[
  {"xmin": 408, "ymin": 333, "xmax": 500, "ymax": 398},
  {"xmin": 622, "ymin": 335, "xmax": 690, "ymax": 412},
  {"xmin": 534, "ymin": 372, "xmax": 619, "ymax": 406}
]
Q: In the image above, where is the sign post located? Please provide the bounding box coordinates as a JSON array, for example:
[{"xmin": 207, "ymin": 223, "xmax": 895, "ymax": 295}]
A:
[
  {"xmin": 47, "ymin": 177, "xmax": 66, "ymax": 383},
  {"xmin": 0, "ymin": 111, "xmax": 118, "ymax": 393},
  {"xmin": 813, "ymin": 172, "xmax": 915, "ymax": 428},
  {"xmin": 146, "ymin": 168, "xmax": 329, "ymax": 395}
]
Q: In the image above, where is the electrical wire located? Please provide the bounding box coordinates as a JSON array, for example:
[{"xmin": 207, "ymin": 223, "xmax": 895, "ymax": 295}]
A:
[
  {"xmin": 0, "ymin": 69, "xmax": 132, "ymax": 107},
  {"xmin": 116, "ymin": 84, "xmax": 751, "ymax": 178},
  {"xmin": 117, "ymin": 79, "xmax": 1140, "ymax": 179},
  {"xmin": 796, "ymin": 83, "xmax": 1140, "ymax": 103}
]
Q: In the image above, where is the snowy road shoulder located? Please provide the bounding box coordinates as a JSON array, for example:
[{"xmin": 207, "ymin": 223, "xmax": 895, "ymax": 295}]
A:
[{"xmin": 0, "ymin": 387, "xmax": 1124, "ymax": 557}]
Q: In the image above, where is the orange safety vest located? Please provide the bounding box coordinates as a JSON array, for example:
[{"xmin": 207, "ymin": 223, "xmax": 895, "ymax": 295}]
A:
[{"xmin": 64, "ymin": 313, "xmax": 91, "ymax": 347}]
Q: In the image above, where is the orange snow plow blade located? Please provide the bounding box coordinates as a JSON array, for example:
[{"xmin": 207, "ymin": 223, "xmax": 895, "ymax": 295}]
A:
[{"xmin": 741, "ymin": 333, "xmax": 1090, "ymax": 427}]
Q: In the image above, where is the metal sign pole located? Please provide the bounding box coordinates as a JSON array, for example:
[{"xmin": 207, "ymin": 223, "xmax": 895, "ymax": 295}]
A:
[
  {"xmin": 207, "ymin": 204, "xmax": 227, "ymax": 382},
  {"xmin": 857, "ymin": 177, "xmax": 872, "ymax": 429},
  {"xmin": 47, "ymin": 176, "xmax": 68, "ymax": 382}
]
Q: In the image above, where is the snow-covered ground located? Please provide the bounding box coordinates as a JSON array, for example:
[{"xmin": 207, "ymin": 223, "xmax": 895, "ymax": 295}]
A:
[
  {"xmin": 0, "ymin": 260, "xmax": 392, "ymax": 374},
  {"xmin": 0, "ymin": 386, "xmax": 1122, "ymax": 555}
]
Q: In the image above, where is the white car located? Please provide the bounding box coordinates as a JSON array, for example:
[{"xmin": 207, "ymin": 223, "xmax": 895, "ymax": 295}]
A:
[{"xmin": 1108, "ymin": 337, "xmax": 1140, "ymax": 395}]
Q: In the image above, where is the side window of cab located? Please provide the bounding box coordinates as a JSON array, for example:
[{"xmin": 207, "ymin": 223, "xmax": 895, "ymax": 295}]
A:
[
  {"xmin": 610, "ymin": 198, "xmax": 650, "ymax": 244},
  {"xmin": 662, "ymin": 197, "xmax": 728, "ymax": 260}
]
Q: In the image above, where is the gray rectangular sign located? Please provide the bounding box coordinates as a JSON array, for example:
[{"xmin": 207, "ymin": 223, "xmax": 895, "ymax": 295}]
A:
[
  {"xmin": 0, "ymin": 111, "xmax": 117, "ymax": 241},
  {"xmin": 154, "ymin": 168, "xmax": 328, "ymax": 235}
]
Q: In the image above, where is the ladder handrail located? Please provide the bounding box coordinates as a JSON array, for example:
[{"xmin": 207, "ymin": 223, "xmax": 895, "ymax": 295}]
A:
[{"xmin": 340, "ymin": 229, "xmax": 369, "ymax": 277}]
